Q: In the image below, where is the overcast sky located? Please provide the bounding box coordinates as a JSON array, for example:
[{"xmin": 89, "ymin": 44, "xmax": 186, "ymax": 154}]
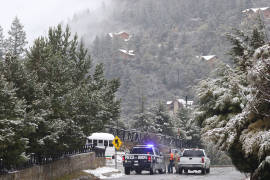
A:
[{"xmin": 0, "ymin": 0, "xmax": 109, "ymax": 43}]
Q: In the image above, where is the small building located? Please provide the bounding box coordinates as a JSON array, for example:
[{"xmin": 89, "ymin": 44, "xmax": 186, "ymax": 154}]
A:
[
  {"xmin": 196, "ymin": 55, "xmax": 219, "ymax": 68},
  {"xmin": 167, "ymin": 98, "xmax": 193, "ymax": 115},
  {"xmin": 242, "ymin": 7, "xmax": 270, "ymax": 19},
  {"xmin": 118, "ymin": 49, "xmax": 135, "ymax": 59},
  {"xmin": 196, "ymin": 55, "xmax": 217, "ymax": 62},
  {"xmin": 108, "ymin": 31, "xmax": 131, "ymax": 41}
]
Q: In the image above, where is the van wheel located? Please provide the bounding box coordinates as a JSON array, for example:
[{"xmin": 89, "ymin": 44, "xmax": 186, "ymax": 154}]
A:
[{"xmin": 125, "ymin": 167, "xmax": 130, "ymax": 175}]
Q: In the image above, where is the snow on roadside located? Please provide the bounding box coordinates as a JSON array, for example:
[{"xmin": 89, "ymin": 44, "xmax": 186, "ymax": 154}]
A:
[{"xmin": 84, "ymin": 167, "xmax": 124, "ymax": 179}]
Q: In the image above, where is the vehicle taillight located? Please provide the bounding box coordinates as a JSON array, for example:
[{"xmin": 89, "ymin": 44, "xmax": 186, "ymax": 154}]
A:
[
  {"xmin": 122, "ymin": 156, "xmax": 125, "ymax": 161},
  {"xmin": 147, "ymin": 156, "xmax": 151, "ymax": 162},
  {"xmin": 201, "ymin": 157, "xmax": 205, "ymax": 163},
  {"xmin": 178, "ymin": 157, "xmax": 180, "ymax": 162}
]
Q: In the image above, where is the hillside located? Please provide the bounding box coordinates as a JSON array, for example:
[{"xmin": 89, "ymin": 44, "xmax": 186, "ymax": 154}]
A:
[{"xmin": 68, "ymin": 0, "xmax": 269, "ymax": 123}]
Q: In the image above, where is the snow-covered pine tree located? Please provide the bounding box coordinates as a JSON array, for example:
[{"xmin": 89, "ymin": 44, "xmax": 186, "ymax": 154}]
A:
[
  {"xmin": 175, "ymin": 108, "xmax": 190, "ymax": 139},
  {"xmin": 1, "ymin": 53, "xmax": 32, "ymax": 102},
  {"xmin": 133, "ymin": 111, "xmax": 154, "ymax": 132},
  {"xmin": 133, "ymin": 92, "xmax": 155, "ymax": 132},
  {"xmin": 5, "ymin": 16, "xmax": 27, "ymax": 58},
  {"xmin": 0, "ymin": 74, "xmax": 29, "ymax": 168},
  {"xmin": 195, "ymin": 20, "xmax": 269, "ymax": 179},
  {"xmin": 243, "ymin": 43, "xmax": 270, "ymax": 179},
  {"xmin": 150, "ymin": 102, "xmax": 174, "ymax": 136},
  {"xmin": 24, "ymin": 25, "xmax": 120, "ymax": 156},
  {"xmin": 176, "ymin": 108, "xmax": 201, "ymax": 143},
  {"xmin": 226, "ymin": 18, "xmax": 266, "ymax": 72},
  {"xmin": 194, "ymin": 63, "xmax": 245, "ymax": 149},
  {"xmin": 0, "ymin": 26, "xmax": 4, "ymax": 59}
]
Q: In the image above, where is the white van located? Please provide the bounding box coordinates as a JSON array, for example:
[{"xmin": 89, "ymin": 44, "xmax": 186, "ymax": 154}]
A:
[{"xmin": 86, "ymin": 133, "xmax": 115, "ymax": 160}]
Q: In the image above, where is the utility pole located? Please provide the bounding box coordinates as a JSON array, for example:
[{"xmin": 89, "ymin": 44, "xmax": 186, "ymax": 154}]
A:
[
  {"xmin": 185, "ymin": 96, "xmax": 188, "ymax": 108},
  {"xmin": 115, "ymin": 118, "xmax": 119, "ymax": 169}
]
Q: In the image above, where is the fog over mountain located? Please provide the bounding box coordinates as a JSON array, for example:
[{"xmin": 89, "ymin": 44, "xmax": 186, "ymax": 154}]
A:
[
  {"xmin": 67, "ymin": 0, "xmax": 270, "ymax": 121},
  {"xmin": 0, "ymin": 0, "xmax": 111, "ymax": 43}
]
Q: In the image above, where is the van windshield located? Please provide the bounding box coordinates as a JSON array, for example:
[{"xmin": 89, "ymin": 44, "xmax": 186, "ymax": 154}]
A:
[
  {"xmin": 183, "ymin": 150, "xmax": 204, "ymax": 157},
  {"xmin": 130, "ymin": 147, "xmax": 154, "ymax": 154}
]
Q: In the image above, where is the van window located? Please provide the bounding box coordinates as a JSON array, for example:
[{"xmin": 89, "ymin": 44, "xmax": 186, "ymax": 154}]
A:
[
  {"xmin": 93, "ymin": 140, "xmax": 97, "ymax": 146},
  {"xmin": 88, "ymin": 139, "xmax": 92, "ymax": 144},
  {"xmin": 98, "ymin": 140, "xmax": 103, "ymax": 146},
  {"xmin": 104, "ymin": 140, "xmax": 108, "ymax": 147},
  {"xmin": 109, "ymin": 140, "xmax": 113, "ymax": 147}
]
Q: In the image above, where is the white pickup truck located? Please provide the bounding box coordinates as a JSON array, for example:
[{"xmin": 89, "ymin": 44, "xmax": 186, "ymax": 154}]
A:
[{"xmin": 177, "ymin": 149, "xmax": 210, "ymax": 174}]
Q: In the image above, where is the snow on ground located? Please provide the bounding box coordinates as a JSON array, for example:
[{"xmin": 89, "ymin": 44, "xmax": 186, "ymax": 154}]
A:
[{"xmin": 84, "ymin": 167, "xmax": 124, "ymax": 179}]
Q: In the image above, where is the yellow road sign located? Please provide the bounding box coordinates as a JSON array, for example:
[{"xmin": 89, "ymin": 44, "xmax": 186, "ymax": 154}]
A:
[{"xmin": 112, "ymin": 136, "xmax": 122, "ymax": 150}]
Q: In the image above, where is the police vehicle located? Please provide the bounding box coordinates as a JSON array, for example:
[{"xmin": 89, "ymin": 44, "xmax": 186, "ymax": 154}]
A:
[{"xmin": 122, "ymin": 144, "xmax": 166, "ymax": 175}]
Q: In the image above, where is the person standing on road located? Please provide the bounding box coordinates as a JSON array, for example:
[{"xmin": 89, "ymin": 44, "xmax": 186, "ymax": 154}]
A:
[
  {"xmin": 168, "ymin": 151, "xmax": 174, "ymax": 173},
  {"xmin": 174, "ymin": 151, "xmax": 180, "ymax": 173}
]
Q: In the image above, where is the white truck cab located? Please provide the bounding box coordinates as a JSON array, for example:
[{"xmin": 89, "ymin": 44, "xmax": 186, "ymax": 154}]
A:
[{"xmin": 177, "ymin": 148, "xmax": 210, "ymax": 174}]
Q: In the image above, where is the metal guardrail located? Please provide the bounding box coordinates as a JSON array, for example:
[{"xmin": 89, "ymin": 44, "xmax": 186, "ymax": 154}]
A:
[{"xmin": 105, "ymin": 126, "xmax": 199, "ymax": 148}]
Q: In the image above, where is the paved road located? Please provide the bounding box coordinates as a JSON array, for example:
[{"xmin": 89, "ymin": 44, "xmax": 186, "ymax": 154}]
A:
[{"xmin": 110, "ymin": 167, "xmax": 246, "ymax": 180}]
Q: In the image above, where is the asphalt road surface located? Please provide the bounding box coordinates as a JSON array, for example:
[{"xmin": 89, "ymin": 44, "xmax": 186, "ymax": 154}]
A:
[{"xmin": 111, "ymin": 167, "xmax": 246, "ymax": 180}]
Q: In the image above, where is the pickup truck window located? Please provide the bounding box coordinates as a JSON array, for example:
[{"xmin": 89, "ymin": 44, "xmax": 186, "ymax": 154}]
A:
[
  {"xmin": 130, "ymin": 147, "xmax": 154, "ymax": 154},
  {"xmin": 183, "ymin": 150, "xmax": 204, "ymax": 157}
]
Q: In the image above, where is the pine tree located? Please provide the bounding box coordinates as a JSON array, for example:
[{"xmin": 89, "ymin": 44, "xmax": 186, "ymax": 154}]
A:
[
  {"xmin": 5, "ymin": 16, "xmax": 27, "ymax": 57},
  {"xmin": 150, "ymin": 102, "xmax": 173, "ymax": 136},
  {"xmin": 174, "ymin": 108, "xmax": 201, "ymax": 146},
  {"xmin": 247, "ymin": 43, "xmax": 270, "ymax": 179},
  {"xmin": 226, "ymin": 19, "xmax": 266, "ymax": 72},
  {"xmin": 0, "ymin": 26, "xmax": 4, "ymax": 59},
  {"xmin": 195, "ymin": 22, "xmax": 269, "ymax": 179},
  {"xmin": 24, "ymin": 25, "xmax": 120, "ymax": 156},
  {"xmin": 133, "ymin": 111, "xmax": 153, "ymax": 132},
  {"xmin": 176, "ymin": 108, "xmax": 191, "ymax": 138},
  {"xmin": 0, "ymin": 74, "xmax": 29, "ymax": 168},
  {"xmin": 1, "ymin": 54, "xmax": 32, "ymax": 102}
]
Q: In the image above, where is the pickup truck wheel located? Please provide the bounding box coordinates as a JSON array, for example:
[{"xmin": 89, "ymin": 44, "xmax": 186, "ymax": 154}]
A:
[
  {"xmin": 201, "ymin": 168, "xmax": 206, "ymax": 175},
  {"xmin": 124, "ymin": 167, "xmax": 130, "ymax": 175},
  {"xmin": 178, "ymin": 168, "xmax": 183, "ymax": 174},
  {"xmin": 135, "ymin": 169, "xmax": 142, "ymax": 174}
]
